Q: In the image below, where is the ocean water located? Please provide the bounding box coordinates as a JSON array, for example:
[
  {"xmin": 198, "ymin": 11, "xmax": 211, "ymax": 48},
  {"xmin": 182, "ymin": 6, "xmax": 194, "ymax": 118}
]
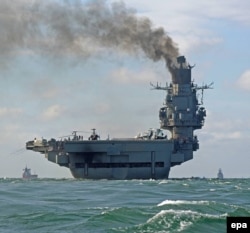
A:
[{"xmin": 0, "ymin": 178, "xmax": 249, "ymax": 233}]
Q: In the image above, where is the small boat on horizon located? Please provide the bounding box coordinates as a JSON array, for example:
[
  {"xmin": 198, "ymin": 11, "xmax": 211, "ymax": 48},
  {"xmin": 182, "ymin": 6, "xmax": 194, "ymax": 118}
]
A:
[
  {"xmin": 217, "ymin": 168, "xmax": 224, "ymax": 179},
  {"xmin": 22, "ymin": 166, "xmax": 38, "ymax": 179}
]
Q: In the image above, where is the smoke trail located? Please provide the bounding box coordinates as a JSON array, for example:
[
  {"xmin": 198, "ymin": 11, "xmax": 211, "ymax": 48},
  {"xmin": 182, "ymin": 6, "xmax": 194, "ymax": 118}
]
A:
[{"xmin": 0, "ymin": 0, "xmax": 179, "ymax": 70}]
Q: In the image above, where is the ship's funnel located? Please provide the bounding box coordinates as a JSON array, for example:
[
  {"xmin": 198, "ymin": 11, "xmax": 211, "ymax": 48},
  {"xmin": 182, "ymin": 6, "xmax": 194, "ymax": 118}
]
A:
[
  {"xmin": 172, "ymin": 56, "xmax": 191, "ymax": 84},
  {"xmin": 177, "ymin": 55, "xmax": 186, "ymax": 64}
]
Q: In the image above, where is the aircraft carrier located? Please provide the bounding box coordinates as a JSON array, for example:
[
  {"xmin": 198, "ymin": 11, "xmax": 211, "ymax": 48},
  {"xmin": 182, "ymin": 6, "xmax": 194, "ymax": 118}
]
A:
[{"xmin": 26, "ymin": 56, "xmax": 212, "ymax": 179}]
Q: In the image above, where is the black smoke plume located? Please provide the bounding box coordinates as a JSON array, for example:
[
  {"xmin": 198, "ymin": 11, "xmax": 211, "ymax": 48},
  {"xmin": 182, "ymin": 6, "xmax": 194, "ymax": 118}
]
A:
[{"xmin": 0, "ymin": 0, "xmax": 179, "ymax": 70}]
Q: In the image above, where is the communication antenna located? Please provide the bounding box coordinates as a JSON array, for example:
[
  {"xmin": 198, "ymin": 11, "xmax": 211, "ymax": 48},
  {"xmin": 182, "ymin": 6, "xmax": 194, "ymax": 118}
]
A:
[{"xmin": 194, "ymin": 82, "xmax": 213, "ymax": 104}]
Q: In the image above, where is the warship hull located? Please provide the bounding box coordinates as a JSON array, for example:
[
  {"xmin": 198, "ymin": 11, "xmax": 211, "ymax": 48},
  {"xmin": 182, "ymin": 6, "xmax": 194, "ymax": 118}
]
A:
[
  {"xmin": 26, "ymin": 137, "xmax": 189, "ymax": 179},
  {"xmin": 61, "ymin": 140, "xmax": 174, "ymax": 179}
]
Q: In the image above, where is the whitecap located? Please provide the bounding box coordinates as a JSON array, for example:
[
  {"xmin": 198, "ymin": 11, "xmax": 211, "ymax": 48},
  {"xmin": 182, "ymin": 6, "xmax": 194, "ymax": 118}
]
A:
[
  {"xmin": 157, "ymin": 199, "xmax": 209, "ymax": 207},
  {"xmin": 147, "ymin": 209, "xmax": 197, "ymax": 223},
  {"xmin": 158, "ymin": 180, "xmax": 169, "ymax": 185},
  {"xmin": 179, "ymin": 220, "xmax": 193, "ymax": 231},
  {"xmin": 147, "ymin": 209, "xmax": 227, "ymax": 224}
]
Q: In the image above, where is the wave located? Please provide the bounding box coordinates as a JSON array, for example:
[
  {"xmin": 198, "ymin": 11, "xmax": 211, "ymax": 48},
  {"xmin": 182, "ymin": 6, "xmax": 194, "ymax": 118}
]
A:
[
  {"xmin": 157, "ymin": 199, "xmax": 211, "ymax": 207},
  {"xmin": 148, "ymin": 209, "xmax": 227, "ymax": 221},
  {"xmin": 143, "ymin": 209, "xmax": 227, "ymax": 233}
]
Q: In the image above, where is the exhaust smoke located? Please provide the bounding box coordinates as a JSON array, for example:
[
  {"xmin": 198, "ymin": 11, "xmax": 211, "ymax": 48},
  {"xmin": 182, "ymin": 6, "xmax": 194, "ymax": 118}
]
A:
[{"xmin": 0, "ymin": 0, "xmax": 179, "ymax": 71}]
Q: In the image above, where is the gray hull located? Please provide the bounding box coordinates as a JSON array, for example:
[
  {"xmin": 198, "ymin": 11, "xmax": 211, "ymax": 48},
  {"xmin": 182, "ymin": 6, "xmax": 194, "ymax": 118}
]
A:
[
  {"xmin": 65, "ymin": 140, "xmax": 173, "ymax": 179},
  {"xmin": 27, "ymin": 138, "xmax": 187, "ymax": 179}
]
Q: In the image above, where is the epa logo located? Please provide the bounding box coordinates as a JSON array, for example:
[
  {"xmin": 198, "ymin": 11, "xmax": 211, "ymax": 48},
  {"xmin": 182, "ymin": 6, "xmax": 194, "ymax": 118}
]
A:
[
  {"xmin": 227, "ymin": 217, "xmax": 250, "ymax": 233},
  {"xmin": 231, "ymin": 223, "xmax": 247, "ymax": 230}
]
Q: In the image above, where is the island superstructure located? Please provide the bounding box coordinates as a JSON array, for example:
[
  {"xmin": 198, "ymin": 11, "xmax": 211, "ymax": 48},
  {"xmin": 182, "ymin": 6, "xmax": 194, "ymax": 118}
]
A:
[{"xmin": 26, "ymin": 56, "xmax": 212, "ymax": 179}]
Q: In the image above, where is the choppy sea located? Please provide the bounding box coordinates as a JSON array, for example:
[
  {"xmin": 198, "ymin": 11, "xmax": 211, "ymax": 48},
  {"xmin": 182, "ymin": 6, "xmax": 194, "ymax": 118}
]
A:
[{"xmin": 0, "ymin": 178, "xmax": 249, "ymax": 233}]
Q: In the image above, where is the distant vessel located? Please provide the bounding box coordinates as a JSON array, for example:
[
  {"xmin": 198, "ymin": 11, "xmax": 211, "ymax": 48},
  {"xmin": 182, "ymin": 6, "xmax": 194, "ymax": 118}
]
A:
[
  {"xmin": 26, "ymin": 56, "xmax": 212, "ymax": 179},
  {"xmin": 22, "ymin": 166, "xmax": 38, "ymax": 179},
  {"xmin": 217, "ymin": 168, "xmax": 224, "ymax": 179}
]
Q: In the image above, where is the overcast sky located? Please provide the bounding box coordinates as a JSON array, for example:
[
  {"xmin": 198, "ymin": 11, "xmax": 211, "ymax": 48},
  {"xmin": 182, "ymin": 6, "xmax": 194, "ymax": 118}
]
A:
[{"xmin": 1, "ymin": 0, "xmax": 250, "ymax": 178}]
